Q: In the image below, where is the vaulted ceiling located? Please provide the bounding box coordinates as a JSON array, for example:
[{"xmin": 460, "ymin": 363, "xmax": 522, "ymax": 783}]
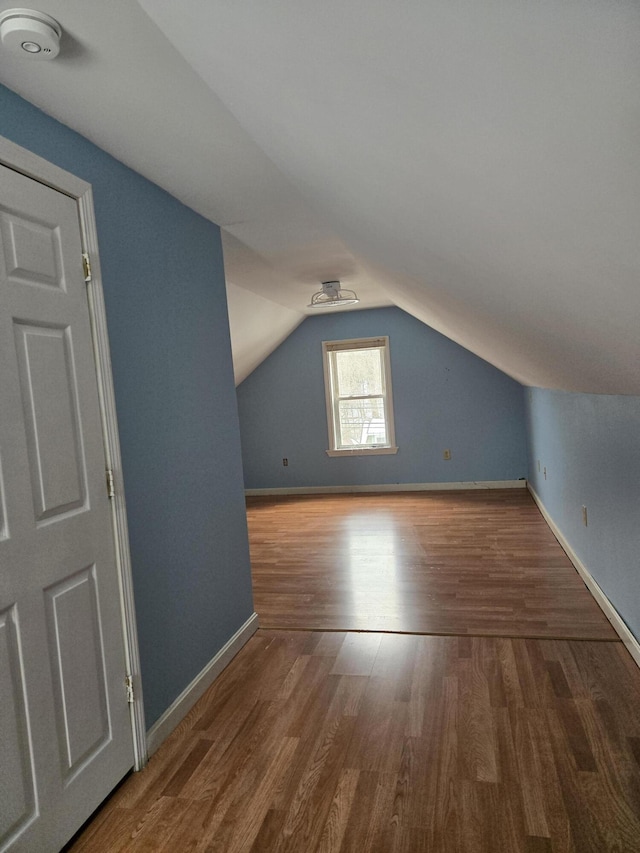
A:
[{"xmin": 2, "ymin": 1, "xmax": 638, "ymax": 390}]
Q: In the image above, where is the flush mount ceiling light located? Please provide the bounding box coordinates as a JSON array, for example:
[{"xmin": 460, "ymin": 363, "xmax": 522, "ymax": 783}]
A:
[
  {"xmin": 308, "ymin": 280, "xmax": 360, "ymax": 309},
  {"xmin": 0, "ymin": 8, "xmax": 62, "ymax": 60}
]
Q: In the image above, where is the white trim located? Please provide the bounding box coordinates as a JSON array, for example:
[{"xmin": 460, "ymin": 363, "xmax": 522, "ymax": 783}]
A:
[
  {"xmin": 0, "ymin": 136, "xmax": 148, "ymax": 768},
  {"xmin": 326, "ymin": 446, "xmax": 398, "ymax": 457},
  {"xmin": 78, "ymin": 189, "xmax": 148, "ymax": 770},
  {"xmin": 245, "ymin": 480, "xmax": 527, "ymax": 496},
  {"xmin": 528, "ymin": 484, "xmax": 640, "ymax": 669},
  {"xmin": 146, "ymin": 612, "xmax": 259, "ymax": 756},
  {"xmin": 0, "ymin": 134, "xmax": 89, "ymax": 196}
]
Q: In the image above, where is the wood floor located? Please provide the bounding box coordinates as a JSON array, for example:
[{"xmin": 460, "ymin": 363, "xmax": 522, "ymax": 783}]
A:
[
  {"xmin": 248, "ymin": 490, "xmax": 616, "ymax": 639},
  {"xmin": 67, "ymin": 490, "xmax": 640, "ymax": 852}
]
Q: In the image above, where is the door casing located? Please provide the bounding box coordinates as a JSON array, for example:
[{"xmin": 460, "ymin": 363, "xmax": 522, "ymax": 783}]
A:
[{"xmin": 0, "ymin": 133, "xmax": 148, "ymax": 771}]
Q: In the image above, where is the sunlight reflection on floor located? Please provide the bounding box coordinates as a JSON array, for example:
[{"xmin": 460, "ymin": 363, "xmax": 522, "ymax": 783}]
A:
[{"xmin": 344, "ymin": 514, "xmax": 401, "ymax": 625}]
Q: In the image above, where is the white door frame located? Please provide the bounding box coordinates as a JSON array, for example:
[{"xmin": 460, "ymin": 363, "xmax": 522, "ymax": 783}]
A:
[{"xmin": 0, "ymin": 134, "xmax": 148, "ymax": 770}]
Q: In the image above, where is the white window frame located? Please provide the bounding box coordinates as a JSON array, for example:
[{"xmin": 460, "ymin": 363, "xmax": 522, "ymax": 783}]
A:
[{"xmin": 322, "ymin": 336, "xmax": 398, "ymax": 457}]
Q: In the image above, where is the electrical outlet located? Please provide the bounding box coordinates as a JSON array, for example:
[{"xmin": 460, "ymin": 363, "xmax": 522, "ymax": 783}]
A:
[
  {"xmin": 443, "ymin": 449, "xmax": 451, "ymax": 460},
  {"xmin": 582, "ymin": 505, "xmax": 588, "ymax": 526},
  {"xmin": 282, "ymin": 458, "xmax": 288, "ymax": 467}
]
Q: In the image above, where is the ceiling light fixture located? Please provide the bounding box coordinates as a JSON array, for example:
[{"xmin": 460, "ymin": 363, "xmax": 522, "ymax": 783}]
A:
[
  {"xmin": 308, "ymin": 280, "xmax": 360, "ymax": 309},
  {"xmin": 0, "ymin": 8, "xmax": 62, "ymax": 60}
]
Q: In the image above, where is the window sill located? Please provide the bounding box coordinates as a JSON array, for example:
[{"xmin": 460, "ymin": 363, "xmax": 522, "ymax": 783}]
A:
[{"xmin": 326, "ymin": 446, "xmax": 399, "ymax": 457}]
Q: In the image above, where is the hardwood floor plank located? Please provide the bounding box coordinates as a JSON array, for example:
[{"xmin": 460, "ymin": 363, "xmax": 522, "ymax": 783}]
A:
[
  {"xmin": 284, "ymin": 662, "xmax": 341, "ymax": 739},
  {"xmin": 526, "ymin": 710, "xmax": 573, "ymax": 853},
  {"xmin": 276, "ymin": 653, "xmax": 311, "ymax": 700},
  {"xmin": 119, "ymin": 797, "xmax": 186, "ymax": 853},
  {"xmin": 514, "ymin": 710, "xmax": 551, "ymax": 838},
  {"xmin": 456, "ymin": 638, "xmax": 498, "ymax": 785},
  {"xmin": 458, "ymin": 780, "xmax": 487, "ymax": 853},
  {"xmin": 248, "ymin": 809, "xmax": 286, "ymax": 853},
  {"xmin": 525, "ymin": 837, "xmax": 553, "ymax": 853},
  {"xmin": 314, "ymin": 768, "xmax": 360, "ymax": 853},
  {"xmin": 330, "ymin": 633, "xmax": 382, "ymax": 676},
  {"xmin": 161, "ymin": 738, "xmax": 214, "ymax": 798},
  {"xmin": 155, "ymin": 799, "xmax": 213, "ymax": 853},
  {"xmin": 206, "ymin": 736, "xmax": 299, "ymax": 853},
  {"xmin": 65, "ymin": 806, "xmax": 141, "ymax": 853},
  {"xmin": 278, "ymin": 715, "xmax": 356, "ymax": 852},
  {"xmin": 178, "ymin": 700, "xmax": 276, "ymax": 804},
  {"xmin": 312, "ymin": 631, "xmax": 348, "ymax": 657},
  {"xmin": 405, "ymin": 635, "xmax": 448, "ymax": 737},
  {"xmin": 270, "ymin": 677, "xmax": 343, "ymax": 811},
  {"xmin": 556, "ymin": 699, "xmax": 598, "ymax": 773},
  {"xmin": 343, "ymin": 675, "xmax": 404, "ymax": 773},
  {"xmin": 338, "ymin": 770, "xmax": 397, "ymax": 853},
  {"xmin": 335, "ymin": 674, "xmax": 368, "ymax": 718}
]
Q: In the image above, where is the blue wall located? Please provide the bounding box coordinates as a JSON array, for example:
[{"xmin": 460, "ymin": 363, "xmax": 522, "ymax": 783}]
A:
[
  {"xmin": 237, "ymin": 307, "xmax": 528, "ymax": 489},
  {"xmin": 526, "ymin": 388, "xmax": 640, "ymax": 642},
  {"xmin": 0, "ymin": 86, "xmax": 254, "ymax": 727}
]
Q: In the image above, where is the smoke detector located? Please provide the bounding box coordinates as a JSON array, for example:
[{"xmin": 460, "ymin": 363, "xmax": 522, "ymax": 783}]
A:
[{"xmin": 0, "ymin": 8, "xmax": 62, "ymax": 60}]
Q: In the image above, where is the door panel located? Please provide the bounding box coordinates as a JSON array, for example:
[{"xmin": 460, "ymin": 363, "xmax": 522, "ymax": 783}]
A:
[
  {"xmin": 0, "ymin": 605, "xmax": 37, "ymax": 845},
  {"xmin": 0, "ymin": 210, "xmax": 64, "ymax": 291},
  {"xmin": 13, "ymin": 322, "xmax": 87, "ymax": 522},
  {"xmin": 0, "ymin": 164, "xmax": 134, "ymax": 852},
  {"xmin": 45, "ymin": 565, "xmax": 111, "ymax": 779}
]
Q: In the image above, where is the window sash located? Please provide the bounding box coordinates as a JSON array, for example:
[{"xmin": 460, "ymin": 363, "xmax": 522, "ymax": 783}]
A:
[{"xmin": 335, "ymin": 396, "xmax": 387, "ymax": 448}]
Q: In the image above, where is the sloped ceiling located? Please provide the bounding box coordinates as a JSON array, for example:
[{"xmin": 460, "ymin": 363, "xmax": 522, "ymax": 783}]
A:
[
  {"xmin": 226, "ymin": 282, "xmax": 303, "ymax": 385},
  {"xmin": 1, "ymin": 1, "xmax": 639, "ymax": 392}
]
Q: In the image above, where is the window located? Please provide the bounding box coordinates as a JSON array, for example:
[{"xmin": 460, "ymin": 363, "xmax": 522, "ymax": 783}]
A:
[{"xmin": 322, "ymin": 336, "xmax": 398, "ymax": 456}]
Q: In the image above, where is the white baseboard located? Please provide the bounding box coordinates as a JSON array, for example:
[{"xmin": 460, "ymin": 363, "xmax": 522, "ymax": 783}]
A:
[
  {"xmin": 528, "ymin": 484, "xmax": 640, "ymax": 669},
  {"xmin": 146, "ymin": 612, "xmax": 259, "ymax": 756},
  {"xmin": 245, "ymin": 480, "xmax": 527, "ymax": 497}
]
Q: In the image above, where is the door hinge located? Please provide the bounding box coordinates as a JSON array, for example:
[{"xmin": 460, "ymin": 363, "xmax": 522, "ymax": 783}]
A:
[
  {"xmin": 106, "ymin": 467, "xmax": 115, "ymax": 499},
  {"xmin": 82, "ymin": 252, "xmax": 92, "ymax": 283},
  {"xmin": 125, "ymin": 674, "xmax": 135, "ymax": 704}
]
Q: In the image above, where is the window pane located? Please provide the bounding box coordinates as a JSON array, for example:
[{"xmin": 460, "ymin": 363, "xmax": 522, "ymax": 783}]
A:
[
  {"xmin": 335, "ymin": 348, "xmax": 383, "ymax": 397},
  {"xmin": 337, "ymin": 398, "xmax": 387, "ymax": 447}
]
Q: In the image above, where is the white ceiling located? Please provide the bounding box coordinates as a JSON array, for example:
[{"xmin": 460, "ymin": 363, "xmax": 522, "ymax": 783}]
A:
[{"xmin": 1, "ymin": 0, "xmax": 639, "ymax": 392}]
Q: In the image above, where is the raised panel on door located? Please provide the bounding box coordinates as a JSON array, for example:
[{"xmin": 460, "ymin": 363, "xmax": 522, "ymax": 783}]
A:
[
  {"xmin": 0, "ymin": 208, "xmax": 64, "ymax": 291},
  {"xmin": 0, "ymin": 605, "xmax": 37, "ymax": 851},
  {"xmin": 13, "ymin": 322, "xmax": 87, "ymax": 524},
  {"xmin": 45, "ymin": 565, "xmax": 110, "ymax": 781}
]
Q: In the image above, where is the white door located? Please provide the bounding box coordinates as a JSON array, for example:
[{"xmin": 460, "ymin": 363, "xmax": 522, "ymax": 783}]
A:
[{"xmin": 0, "ymin": 164, "xmax": 134, "ymax": 852}]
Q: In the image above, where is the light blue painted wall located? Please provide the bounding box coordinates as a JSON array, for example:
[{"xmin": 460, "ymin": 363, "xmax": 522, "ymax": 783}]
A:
[
  {"xmin": 237, "ymin": 307, "xmax": 528, "ymax": 488},
  {"xmin": 526, "ymin": 388, "xmax": 640, "ymax": 643},
  {"xmin": 0, "ymin": 85, "xmax": 254, "ymax": 727}
]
